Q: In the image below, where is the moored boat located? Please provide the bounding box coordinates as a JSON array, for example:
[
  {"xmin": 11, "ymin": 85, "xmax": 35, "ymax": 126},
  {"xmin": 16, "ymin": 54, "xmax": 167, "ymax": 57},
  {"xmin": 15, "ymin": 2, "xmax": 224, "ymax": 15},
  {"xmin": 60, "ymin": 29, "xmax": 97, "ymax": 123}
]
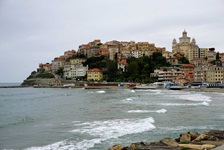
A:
[{"xmin": 164, "ymin": 82, "xmax": 188, "ymax": 90}]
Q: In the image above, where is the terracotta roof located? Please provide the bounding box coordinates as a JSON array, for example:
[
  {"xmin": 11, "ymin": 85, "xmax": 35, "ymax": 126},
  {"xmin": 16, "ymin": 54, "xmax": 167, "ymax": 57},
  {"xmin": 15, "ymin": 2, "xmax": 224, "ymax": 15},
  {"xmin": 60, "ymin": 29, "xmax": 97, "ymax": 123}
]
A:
[
  {"xmin": 87, "ymin": 68, "xmax": 102, "ymax": 72},
  {"xmin": 53, "ymin": 57, "xmax": 64, "ymax": 61},
  {"xmin": 94, "ymin": 40, "xmax": 101, "ymax": 42},
  {"xmin": 39, "ymin": 63, "xmax": 52, "ymax": 67},
  {"xmin": 181, "ymin": 64, "xmax": 195, "ymax": 68},
  {"xmin": 137, "ymin": 42, "xmax": 149, "ymax": 45}
]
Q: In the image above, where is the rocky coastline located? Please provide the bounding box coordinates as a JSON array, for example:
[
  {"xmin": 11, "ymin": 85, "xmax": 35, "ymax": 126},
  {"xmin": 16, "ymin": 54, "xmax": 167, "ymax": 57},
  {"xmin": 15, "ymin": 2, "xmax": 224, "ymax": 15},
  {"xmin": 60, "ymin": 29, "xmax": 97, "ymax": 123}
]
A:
[{"xmin": 108, "ymin": 130, "xmax": 224, "ymax": 150}]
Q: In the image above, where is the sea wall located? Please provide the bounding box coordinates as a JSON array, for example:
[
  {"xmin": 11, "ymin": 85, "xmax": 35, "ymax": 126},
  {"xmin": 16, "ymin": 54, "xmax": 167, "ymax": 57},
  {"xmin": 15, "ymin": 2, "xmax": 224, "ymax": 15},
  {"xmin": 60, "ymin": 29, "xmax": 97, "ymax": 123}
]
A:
[{"xmin": 108, "ymin": 130, "xmax": 224, "ymax": 150}]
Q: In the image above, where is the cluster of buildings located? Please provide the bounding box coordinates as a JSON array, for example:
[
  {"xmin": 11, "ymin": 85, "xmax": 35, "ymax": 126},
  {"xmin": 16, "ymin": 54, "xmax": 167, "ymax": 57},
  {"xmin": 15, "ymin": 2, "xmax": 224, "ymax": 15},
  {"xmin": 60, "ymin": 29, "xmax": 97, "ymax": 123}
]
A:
[
  {"xmin": 38, "ymin": 38, "xmax": 166, "ymax": 81},
  {"xmin": 38, "ymin": 30, "xmax": 224, "ymax": 84},
  {"xmin": 152, "ymin": 30, "xmax": 224, "ymax": 85}
]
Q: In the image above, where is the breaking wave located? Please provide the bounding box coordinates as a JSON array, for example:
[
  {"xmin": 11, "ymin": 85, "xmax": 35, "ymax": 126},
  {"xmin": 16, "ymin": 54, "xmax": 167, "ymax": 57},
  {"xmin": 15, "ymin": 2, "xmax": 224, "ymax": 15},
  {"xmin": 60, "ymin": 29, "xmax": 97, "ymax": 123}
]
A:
[
  {"xmin": 24, "ymin": 117, "xmax": 155, "ymax": 150},
  {"xmin": 128, "ymin": 108, "xmax": 167, "ymax": 113}
]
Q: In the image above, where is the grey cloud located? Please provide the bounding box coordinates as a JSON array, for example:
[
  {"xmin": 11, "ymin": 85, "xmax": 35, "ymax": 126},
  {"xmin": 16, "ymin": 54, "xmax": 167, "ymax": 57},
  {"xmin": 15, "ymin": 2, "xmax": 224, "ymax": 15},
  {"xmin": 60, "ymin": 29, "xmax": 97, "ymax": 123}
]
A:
[{"xmin": 0, "ymin": 0, "xmax": 224, "ymax": 82}]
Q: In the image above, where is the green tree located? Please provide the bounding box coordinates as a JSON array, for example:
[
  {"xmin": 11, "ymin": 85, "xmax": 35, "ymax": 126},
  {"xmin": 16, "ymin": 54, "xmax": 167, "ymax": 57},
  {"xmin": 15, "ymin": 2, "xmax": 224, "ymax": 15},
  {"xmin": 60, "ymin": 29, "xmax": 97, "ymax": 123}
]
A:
[
  {"xmin": 105, "ymin": 60, "xmax": 118, "ymax": 81},
  {"xmin": 127, "ymin": 62, "xmax": 139, "ymax": 82},
  {"xmin": 55, "ymin": 67, "xmax": 64, "ymax": 78},
  {"xmin": 216, "ymin": 52, "xmax": 220, "ymax": 60},
  {"xmin": 178, "ymin": 56, "xmax": 190, "ymax": 64}
]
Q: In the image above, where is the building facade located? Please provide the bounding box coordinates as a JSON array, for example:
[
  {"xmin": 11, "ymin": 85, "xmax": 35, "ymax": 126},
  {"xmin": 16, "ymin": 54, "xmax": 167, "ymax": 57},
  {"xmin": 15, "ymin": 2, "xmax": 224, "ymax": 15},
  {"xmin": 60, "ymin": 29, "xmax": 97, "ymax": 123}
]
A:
[
  {"xmin": 87, "ymin": 68, "xmax": 103, "ymax": 81},
  {"xmin": 63, "ymin": 59, "xmax": 88, "ymax": 79},
  {"xmin": 172, "ymin": 30, "xmax": 199, "ymax": 62}
]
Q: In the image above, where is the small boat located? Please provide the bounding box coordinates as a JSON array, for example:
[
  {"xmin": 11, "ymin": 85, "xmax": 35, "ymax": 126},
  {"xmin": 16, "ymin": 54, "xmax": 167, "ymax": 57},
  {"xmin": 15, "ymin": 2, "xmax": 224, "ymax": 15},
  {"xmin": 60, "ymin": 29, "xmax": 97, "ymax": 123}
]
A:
[{"xmin": 164, "ymin": 83, "xmax": 188, "ymax": 90}]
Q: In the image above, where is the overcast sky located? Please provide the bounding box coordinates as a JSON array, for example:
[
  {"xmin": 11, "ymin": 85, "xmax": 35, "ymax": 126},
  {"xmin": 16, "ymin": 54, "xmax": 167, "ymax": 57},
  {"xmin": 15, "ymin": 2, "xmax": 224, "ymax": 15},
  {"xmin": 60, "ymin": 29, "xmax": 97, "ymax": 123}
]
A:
[{"xmin": 0, "ymin": 0, "xmax": 224, "ymax": 83}]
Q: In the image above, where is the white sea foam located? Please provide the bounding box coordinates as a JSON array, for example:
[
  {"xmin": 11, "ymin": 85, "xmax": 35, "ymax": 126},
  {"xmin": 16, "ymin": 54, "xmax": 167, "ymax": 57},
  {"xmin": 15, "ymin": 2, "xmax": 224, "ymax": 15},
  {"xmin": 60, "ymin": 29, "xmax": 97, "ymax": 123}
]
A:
[
  {"xmin": 159, "ymin": 102, "xmax": 209, "ymax": 106},
  {"xmin": 25, "ymin": 117, "xmax": 155, "ymax": 150},
  {"xmin": 96, "ymin": 90, "xmax": 106, "ymax": 93},
  {"xmin": 177, "ymin": 93, "xmax": 212, "ymax": 102},
  {"xmin": 156, "ymin": 108, "xmax": 167, "ymax": 113},
  {"xmin": 128, "ymin": 109, "xmax": 167, "ymax": 114},
  {"xmin": 128, "ymin": 110, "xmax": 150, "ymax": 113},
  {"xmin": 130, "ymin": 90, "xmax": 135, "ymax": 93},
  {"xmin": 126, "ymin": 98, "xmax": 133, "ymax": 101},
  {"xmin": 72, "ymin": 117, "xmax": 155, "ymax": 138},
  {"xmin": 158, "ymin": 125, "xmax": 215, "ymax": 131},
  {"xmin": 201, "ymin": 101, "xmax": 209, "ymax": 106}
]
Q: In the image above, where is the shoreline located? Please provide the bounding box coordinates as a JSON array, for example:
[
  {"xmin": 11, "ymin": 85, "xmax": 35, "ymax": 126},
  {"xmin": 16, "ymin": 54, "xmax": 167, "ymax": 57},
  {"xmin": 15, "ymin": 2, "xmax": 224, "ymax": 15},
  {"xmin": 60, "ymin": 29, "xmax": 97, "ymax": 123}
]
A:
[
  {"xmin": 182, "ymin": 87, "xmax": 224, "ymax": 93},
  {"xmin": 1, "ymin": 85, "xmax": 224, "ymax": 93}
]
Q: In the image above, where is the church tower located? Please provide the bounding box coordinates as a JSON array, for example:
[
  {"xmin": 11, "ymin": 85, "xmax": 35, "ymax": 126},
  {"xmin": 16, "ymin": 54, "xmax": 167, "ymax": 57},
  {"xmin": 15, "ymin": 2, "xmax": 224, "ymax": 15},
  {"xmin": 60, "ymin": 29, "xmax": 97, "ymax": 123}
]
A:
[
  {"xmin": 179, "ymin": 30, "xmax": 191, "ymax": 44},
  {"xmin": 172, "ymin": 30, "xmax": 199, "ymax": 62},
  {"xmin": 172, "ymin": 38, "xmax": 177, "ymax": 46},
  {"xmin": 191, "ymin": 38, "xmax": 196, "ymax": 45}
]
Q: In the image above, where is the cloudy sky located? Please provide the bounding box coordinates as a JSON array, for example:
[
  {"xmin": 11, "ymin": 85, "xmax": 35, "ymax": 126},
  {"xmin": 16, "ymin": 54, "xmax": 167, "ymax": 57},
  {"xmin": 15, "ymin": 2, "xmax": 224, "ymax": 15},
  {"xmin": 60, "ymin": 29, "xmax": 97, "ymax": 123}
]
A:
[{"xmin": 0, "ymin": 0, "xmax": 224, "ymax": 83}]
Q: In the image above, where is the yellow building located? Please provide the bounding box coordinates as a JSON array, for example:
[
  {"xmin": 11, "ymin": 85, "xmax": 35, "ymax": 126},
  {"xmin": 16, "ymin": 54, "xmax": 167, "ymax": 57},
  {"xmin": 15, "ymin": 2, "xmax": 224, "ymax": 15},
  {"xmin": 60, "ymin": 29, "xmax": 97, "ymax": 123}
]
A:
[
  {"xmin": 87, "ymin": 68, "xmax": 103, "ymax": 81},
  {"xmin": 206, "ymin": 66, "xmax": 224, "ymax": 83},
  {"xmin": 137, "ymin": 42, "xmax": 149, "ymax": 51},
  {"xmin": 70, "ymin": 58, "xmax": 86, "ymax": 65}
]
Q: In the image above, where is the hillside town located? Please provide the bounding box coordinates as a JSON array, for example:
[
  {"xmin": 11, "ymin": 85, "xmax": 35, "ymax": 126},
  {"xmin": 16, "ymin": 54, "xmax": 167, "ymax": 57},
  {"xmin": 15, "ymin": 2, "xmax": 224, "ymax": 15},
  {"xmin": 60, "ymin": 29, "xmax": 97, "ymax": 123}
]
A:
[{"xmin": 25, "ymin": 30, "xmax": 224, "ymax": 87}]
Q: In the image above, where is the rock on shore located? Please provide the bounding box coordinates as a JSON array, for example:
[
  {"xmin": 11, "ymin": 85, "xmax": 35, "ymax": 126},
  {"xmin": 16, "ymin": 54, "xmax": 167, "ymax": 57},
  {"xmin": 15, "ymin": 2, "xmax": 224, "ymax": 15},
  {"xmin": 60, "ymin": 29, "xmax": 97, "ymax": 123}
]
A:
[{"xmin": 108, "ymin": 130, "xmax": 224, "ymax": 150}]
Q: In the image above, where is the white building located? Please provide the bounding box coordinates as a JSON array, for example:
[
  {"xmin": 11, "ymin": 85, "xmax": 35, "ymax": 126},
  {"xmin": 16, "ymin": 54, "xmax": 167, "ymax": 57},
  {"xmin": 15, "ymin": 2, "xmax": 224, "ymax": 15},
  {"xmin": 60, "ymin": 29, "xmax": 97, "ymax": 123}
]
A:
[{"xmin": 63, "ymin": 58, "xmax": 88, "ymax": 79}]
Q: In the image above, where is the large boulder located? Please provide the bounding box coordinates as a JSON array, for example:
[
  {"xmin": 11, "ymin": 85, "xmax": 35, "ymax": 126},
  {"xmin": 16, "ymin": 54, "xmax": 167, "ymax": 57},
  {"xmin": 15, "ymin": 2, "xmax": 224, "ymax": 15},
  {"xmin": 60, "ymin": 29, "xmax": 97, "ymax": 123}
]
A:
[
  {"xmin": 180, "ymin": 134, "xmax": 191, "ymax": 143},
  {"xmin": 108, "ymin": 144, "xmax": 128, "ymax": 150},
  {"xmin": 208, "ymin": 130, "xmax": 224, "ymax": 140},
  {"xmin": 193, "ymin": 134, "xmax": 219, "ymax": 142},
  {"xmin": 188, "ymin": 131, "xmax": 199, "ymax": 140},
  {"xmin": 160, "ymin": 138, "xmax": 179, "ymax": 147},
  {"xmin": 130, "ymin": 142, "xmax": 181, "ymax": 150},
  {"xmin": 179, "ymin": 143, "xmax": 216, "ymax": 150}
]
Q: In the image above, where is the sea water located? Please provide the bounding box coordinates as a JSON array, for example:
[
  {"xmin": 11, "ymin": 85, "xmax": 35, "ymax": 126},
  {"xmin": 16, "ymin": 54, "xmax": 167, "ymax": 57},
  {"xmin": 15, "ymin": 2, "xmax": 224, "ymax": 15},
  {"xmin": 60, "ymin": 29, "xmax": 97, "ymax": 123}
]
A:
[{"xmin": 0, "ymin": 87, "xmax": 223, "ymax": 150}]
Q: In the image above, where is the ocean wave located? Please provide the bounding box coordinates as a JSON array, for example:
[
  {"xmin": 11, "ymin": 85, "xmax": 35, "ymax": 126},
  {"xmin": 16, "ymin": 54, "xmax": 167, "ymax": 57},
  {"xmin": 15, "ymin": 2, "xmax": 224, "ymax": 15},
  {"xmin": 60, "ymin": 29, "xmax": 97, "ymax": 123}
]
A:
[
  {"xmin": 127, "ymin": 109, "xmax": 167, "ymax": 114},
  {"xmin": 159, "ymin": 102, "xmax": 209, "ymax": 106},
  {"xmin": 166, "ymin": 91, "xmax": 212, "ymax": 102},
  {"xmin": 123, "ymin": 97, "xmax": 138, "ymax": 101},
  {"xmin": 178, "ymin": 93, "xmax": 212, "ymax": 102},
  {"xmin": 24, "ymin": 117, "xmax": 155, "ymax": 150},
  {"xmin": 156, "ymin": 108, "xmax": 167, "ymax": 113},
  {"xmin": 128, "ymin": 110, "xmax": 151, "ymax": 113},
  {"xmin": 125, "ymin": 98, "xmax": 133, "ymax": 101},
  {"xmin": 158, "ymin": 125, "xmax": 215, "ymax": 131},
  {"xmin": 72, "ymin": 117, "xmax": 155, "ymax": 138},
  {"xmin": 95, "ymin": 90, "xmax": 106, "ymax": 94}
]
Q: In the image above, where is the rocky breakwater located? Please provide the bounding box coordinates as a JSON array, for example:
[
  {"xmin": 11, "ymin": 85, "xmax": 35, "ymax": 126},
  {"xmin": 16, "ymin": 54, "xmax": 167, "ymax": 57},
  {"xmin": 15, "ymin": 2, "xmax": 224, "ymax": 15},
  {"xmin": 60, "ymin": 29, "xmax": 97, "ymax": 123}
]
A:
[{"xmin": 108, "ymin": 130, "xmax": 224, "ymax": 150}]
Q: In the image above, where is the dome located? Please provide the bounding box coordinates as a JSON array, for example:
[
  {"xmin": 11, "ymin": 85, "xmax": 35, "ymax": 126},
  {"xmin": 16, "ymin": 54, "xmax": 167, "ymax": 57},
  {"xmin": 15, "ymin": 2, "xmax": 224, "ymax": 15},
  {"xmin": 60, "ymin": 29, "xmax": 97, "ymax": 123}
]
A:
[
  {"xmin": 191, "ymin": 38, "xmax": 196, "ymax": 44},
  {"xmin": 172, "ymin": 38, "xmax": 177, "ymax": 45},
  {"xmin": 182, "ymin": 30, "xmax": 187, "ymax": 37}
]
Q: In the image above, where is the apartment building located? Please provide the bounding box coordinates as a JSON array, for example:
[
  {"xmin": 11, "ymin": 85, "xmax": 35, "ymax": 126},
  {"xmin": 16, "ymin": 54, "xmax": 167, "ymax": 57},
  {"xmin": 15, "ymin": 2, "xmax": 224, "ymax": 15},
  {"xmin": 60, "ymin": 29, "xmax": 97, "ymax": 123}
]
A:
[
  {"xmin": 206, "ymin": 66, "xmax": 224, "ymax": 83},
  {"xmin": 63, "ymin": 58, "xmax": 88, "ymax": 79},
  {"xmin": 194, "ymin": 65, "xmax": 224, "ymax": 83},
  {"xmin": 157, "ymin": 69, "xmax": 184, "ymax": 82},
  {"xmin": 87, "ymin": 68, "xmax": 103, "ymax": 81},
  {"xmin": 51, "ymin": 57, "xmax": 64, "ymax": 73},
  {"xmin": 179, "ymin": 64, "xmax": 195, "ymax": 83},
  {"xmin": 191, "ymin": 58, "xmax": 207, "ymax": 67},
  {"xmin": 38, "ymin": 63, "xmax": 52, "ymax": 73}
]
